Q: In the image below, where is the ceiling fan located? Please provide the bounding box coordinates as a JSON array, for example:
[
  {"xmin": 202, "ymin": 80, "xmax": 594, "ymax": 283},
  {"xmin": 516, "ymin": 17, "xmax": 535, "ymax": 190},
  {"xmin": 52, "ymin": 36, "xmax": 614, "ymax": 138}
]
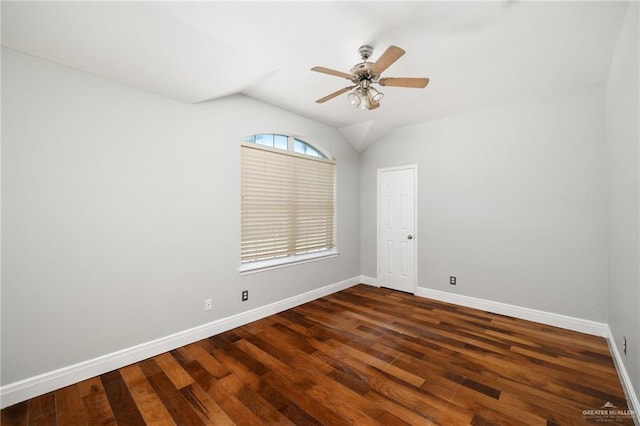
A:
[{"xmin": 312, "ymin": 45, "xmax": 429, "ymax": 110}]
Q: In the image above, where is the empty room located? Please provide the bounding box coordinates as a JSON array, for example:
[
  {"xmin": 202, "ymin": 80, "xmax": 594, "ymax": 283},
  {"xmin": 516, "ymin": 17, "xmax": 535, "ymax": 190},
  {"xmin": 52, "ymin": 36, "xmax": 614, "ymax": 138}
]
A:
[{"xmin": 1, "ymin": 1, "xmax": 639, "ymax": 424}]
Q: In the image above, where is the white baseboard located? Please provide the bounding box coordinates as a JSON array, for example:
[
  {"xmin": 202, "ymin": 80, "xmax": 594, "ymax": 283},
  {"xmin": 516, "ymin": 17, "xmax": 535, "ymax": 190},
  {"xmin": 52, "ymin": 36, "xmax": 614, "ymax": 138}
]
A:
[
  {"xmin": 0, "ymin": 276, "xmax": 361, "ymax": 409},
  {"xmin": 415, "ymin": 287, "xmax": 609, "ymax": 337},
  {"xmin": 359, "ymin": 275, "xmax": 379, "ymax": 286},
  {"xmin": 605, "ymin": 327, "xmax": 640, "ymax": 425}
]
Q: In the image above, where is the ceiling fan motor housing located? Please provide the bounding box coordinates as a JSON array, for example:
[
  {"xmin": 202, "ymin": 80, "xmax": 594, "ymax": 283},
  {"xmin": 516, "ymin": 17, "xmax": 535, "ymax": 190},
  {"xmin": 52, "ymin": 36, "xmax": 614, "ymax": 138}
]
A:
[
  {"xmin": 352, "ymin": 45, "xmax": 377, "ymax": 82},
  {"xmin": 350, "ymin": 62, "xmax": 376, "ymax": 81}
]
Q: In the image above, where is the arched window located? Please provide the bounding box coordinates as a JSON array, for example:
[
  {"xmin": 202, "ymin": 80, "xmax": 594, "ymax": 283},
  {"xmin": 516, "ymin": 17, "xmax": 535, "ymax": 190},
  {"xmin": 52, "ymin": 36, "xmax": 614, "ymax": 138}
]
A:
[
  {"xmin": 242, "ymin": 134, "xmax": 330, "ymax": 159},
  {"xmin": 240, "ymin": 134, "xmax": 336, "ymax": 271}
]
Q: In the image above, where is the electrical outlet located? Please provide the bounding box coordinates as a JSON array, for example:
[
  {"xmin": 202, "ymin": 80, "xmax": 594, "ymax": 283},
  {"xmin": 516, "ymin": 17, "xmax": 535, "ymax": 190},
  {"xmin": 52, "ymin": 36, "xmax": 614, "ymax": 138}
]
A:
[
  {"xmin": 623, "ymin": 336, "xmax": 627, "ymax": 355},
  {"xmin": 450, "ymin": 276, "xmax": 457, "ymax": 285},
  {"xmin": 204, "ymin": 299, "xmax": 212, "ymax": 311},
  {"xmin": 242, "ymin": 290, "xmax": 249, "ymax": 302}
]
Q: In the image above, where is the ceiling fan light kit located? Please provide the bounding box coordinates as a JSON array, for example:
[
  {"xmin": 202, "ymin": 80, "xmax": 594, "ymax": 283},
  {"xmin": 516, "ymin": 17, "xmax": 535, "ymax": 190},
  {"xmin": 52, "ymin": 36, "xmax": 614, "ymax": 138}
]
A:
[
  {"xmin": 312, "ymin": 45, "xmax": 429, "ymax": 111},
  {"xmin": 348, "ymin": 80, "xmax": 384, "ymax": 110}
]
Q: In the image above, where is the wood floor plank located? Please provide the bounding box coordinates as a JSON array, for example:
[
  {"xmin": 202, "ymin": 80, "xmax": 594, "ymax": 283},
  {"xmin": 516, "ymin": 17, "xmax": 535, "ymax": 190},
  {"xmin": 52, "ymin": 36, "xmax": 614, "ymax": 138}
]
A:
[
  {"xmin": 174, "ymin": 351, "xmax": 264, "ymax": 425},
  {"xmin": 227, "ymin": 335, "xmax": 316, "ymax": 390},
  {"xmin": 53, "ymin": 384, "xmax": 87, "ymax": 425},
  {"xmin": 255, "ymin": 380, "xmax": 324, "ymax": 426},
  {"xmin": 1, "ymin": 401, "xmax": 28, "ymax": 426},
  {"xmin": 179, "ymin": 342, "xmax": 231, "ymax": 379},
  {"xmin": 119, "ymin": 364, "xmax": 177, "ymax": 425},
  {"xmin": 100, "ymin": 370, "xmax": 146, "ymax": 425},
  {"xmin": 178, "ymin": 383, "xmax": 235, "ymax": 425},
  {"xmin": 364, "ymin": 390, "xmax": 435, "ymax": 425},
  {"xmin": 154, "ymin": 352, "xmax": 195, "ymax": 390},
  {"xmin": 219, "ymin": 373, "xmax": 295, "ymax": 425},
  {"xmin": 27, "ymin": 393, "xmax": 57, "ymax": 426},
  {"xmin": 2, "ymin": 284, "xmax": 634, "ymax": 425},
  {"xmin": 204, "ymin": 336, "xmax": 268, "ymax": 389},
  {"xmin": 262, "ymin": 370, "xmax": 351, "ymax": 426},
  {"xmin": 204, "ymin": 375, "xmax": 266, "ymax": 425},
  {"xmin": 138, "ymin": 359, "xmax": 204, "ymax": 426},
  {"xmin": 305, "ymin": 384, "xmax": 380, "ymax": 426},
  {"xmin": 78, "ymin": 377, "xmax": 116, "ymax": 426},
  {"xmin": 173, "ymin": 340, "xmax": 281, "ymax": 424}
]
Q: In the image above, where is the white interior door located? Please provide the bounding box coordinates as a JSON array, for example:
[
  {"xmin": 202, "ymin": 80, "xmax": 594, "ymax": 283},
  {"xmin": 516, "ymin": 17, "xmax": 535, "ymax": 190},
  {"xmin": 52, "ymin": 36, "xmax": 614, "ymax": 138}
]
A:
[{"xmin": 378, "ymin": 166, "xmax": 417, "ymax": 293}]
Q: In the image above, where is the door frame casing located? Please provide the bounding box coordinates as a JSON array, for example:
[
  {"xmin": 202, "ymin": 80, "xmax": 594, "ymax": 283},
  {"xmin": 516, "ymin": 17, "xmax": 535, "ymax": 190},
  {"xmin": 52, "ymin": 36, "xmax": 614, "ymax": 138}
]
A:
[{"xmin": 376, "ymin": 164, "xmax": 419, "ymax": 294}]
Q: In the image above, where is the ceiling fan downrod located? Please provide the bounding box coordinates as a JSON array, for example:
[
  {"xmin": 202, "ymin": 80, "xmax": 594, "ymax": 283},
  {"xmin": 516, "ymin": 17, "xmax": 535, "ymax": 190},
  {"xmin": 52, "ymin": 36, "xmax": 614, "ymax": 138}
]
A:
[{"xmin": 358, "ymin": 45, "xmax": 373, "ymax": 61}]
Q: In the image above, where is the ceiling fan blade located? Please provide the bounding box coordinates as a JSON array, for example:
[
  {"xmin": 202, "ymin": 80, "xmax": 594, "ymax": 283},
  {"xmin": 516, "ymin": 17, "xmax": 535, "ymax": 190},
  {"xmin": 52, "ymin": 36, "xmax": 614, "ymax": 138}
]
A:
[
  {"xmin": 369, "ymin": 101, "xmax": 381, "ymax": 110},
  {"xmin": 311, "ymin": 66, "xmax": 353, "ymax": 80},
  {"xmin": 379, "ymin": 77, "xmax": 430, "ymax": 88},
  {"xmin": 369, "ymin": 45, "xmax": 405, "ymax": 75},
  {"xmin": 315, "ymin": 86, "xmax": 354, "ymax": 103}
]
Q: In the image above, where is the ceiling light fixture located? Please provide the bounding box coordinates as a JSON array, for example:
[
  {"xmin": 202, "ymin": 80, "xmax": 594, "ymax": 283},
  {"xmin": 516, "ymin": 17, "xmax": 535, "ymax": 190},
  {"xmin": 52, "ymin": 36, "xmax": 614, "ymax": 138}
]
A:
[{"xmin": 347, "ymin": 81, "xmax": 383, "ymax": 111}]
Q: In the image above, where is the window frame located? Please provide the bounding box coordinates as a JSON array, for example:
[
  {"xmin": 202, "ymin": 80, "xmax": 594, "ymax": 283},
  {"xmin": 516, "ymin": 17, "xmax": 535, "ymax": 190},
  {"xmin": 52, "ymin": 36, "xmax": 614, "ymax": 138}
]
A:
[
  {"xmin": 239, "ymin": 135, "xmax": 339, "ymax": 274},
  {"xmin": 238, "ymin": 246, "xmax": 340, "ymax": 274}
]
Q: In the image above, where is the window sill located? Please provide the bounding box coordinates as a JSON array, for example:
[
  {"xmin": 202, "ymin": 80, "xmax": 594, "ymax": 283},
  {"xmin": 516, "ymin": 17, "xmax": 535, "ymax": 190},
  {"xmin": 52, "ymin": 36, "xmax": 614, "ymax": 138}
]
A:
[{"xmin": 239, "ymin": 248, "xmax": 340, "ymax": 275}]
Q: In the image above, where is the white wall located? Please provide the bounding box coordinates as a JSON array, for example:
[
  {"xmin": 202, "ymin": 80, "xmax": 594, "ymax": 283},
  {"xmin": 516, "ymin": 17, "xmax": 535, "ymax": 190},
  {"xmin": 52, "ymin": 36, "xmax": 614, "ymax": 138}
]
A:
[
  {"xmin": 361, "ymin": 84, "xmax": 608, "ymax": 322},
  {"xmin": 605, "ymin": 1, "xmax": 640, "ymax": 399},
  {"xmin": 1, "ymin": 48, "xmax": 361, "ymax": 385}
]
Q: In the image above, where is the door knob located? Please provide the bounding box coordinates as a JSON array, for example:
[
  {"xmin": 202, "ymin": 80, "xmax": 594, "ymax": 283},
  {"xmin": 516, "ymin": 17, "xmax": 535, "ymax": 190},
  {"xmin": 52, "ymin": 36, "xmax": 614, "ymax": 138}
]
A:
[{"xmin": 407, "ymin": 235, "xmax": 413, "ymax": 240}]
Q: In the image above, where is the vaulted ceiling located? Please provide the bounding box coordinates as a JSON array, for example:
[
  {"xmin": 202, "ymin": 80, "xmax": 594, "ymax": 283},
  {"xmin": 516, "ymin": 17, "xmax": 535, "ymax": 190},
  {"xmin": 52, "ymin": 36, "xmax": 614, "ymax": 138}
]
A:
[{"xmin": 1, "ymin": 1, "xmax": 629, "ymax": 150}]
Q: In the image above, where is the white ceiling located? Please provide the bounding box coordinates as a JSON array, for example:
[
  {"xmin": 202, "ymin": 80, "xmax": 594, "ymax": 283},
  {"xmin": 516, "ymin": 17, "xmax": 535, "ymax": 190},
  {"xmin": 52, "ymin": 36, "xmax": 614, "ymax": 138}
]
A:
[{"xmin": 1, "ymin": 1, "xmax": 629, "ymax": 151}]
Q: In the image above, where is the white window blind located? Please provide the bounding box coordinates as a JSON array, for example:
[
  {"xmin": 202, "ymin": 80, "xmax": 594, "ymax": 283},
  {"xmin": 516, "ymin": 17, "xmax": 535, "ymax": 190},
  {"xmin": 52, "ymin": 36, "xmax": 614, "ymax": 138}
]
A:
[{"xmin": 241, "ymin": 143, "xmax": 336, "ymax": 263}]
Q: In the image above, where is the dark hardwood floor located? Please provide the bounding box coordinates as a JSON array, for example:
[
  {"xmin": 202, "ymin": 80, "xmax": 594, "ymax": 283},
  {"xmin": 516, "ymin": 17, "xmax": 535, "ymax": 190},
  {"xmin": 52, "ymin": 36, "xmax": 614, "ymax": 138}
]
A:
[{"xmin": 2, "ymin": 284, "xmax": 635, "ymax": 425}]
